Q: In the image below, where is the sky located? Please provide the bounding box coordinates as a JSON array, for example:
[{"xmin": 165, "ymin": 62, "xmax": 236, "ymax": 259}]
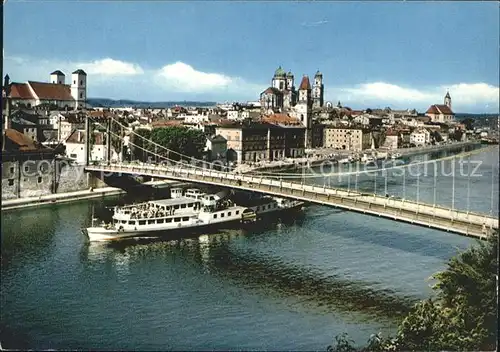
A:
[{"xmin": 3, "ymin": 1, "xmax": 499, "ymax": 113}]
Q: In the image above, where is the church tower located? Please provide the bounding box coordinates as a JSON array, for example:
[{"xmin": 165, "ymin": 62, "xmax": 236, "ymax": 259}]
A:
[
  {"xmin": 71, "ymin": 69, "xmax": 87, "ymax": 110},
  {"xmin": 296, "ymin": 75, "xmax": 312, "ymax": 148},
  {"xmin": 284, "ymin": 70, "xmax": 296, "ymax": 110},
  {"xmin": 271, "ymin": 66, "xmax": 286, "ymax": 91},
  {"xmin": 50, "ymin": 70, "xmax": 65, "ymax": 84},
  {"xmin": 312, "ymin": 70, "xmax": 324, "ymax": 109},
  {"xmin": 444, "ymin": 91, "xmax": 451, "ymax": 109}
]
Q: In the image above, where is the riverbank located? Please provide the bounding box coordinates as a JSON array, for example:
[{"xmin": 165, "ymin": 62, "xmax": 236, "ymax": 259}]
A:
[
  {"xmin": 239, "ymin": 140, "xmax": 481, "ymax": 174},
  {"xmin": 1, "ymin": 180, "xmax": 186, "ymax": 211}
]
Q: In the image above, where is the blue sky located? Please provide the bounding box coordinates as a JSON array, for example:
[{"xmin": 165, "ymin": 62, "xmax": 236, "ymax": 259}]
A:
[{"xmin": 4, "ymin": 1, "xmax": 499, "ymax": 113}]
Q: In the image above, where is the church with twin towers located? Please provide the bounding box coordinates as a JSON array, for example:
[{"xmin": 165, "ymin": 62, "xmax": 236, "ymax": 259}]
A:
[{"xmin": 259, "ymin": 66, "xmax": 325, "ymax": 145}]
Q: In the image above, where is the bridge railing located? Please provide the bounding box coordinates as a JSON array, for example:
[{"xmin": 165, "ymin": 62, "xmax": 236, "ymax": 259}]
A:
[{"xmin": 86, "ymin": 162, "xmax": 498, "ymax": 230}]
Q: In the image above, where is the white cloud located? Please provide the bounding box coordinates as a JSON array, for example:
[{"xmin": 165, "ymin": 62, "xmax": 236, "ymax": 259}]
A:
[
  {"xmin": 442, "ymin": 83, "xmax": 499, "ymax": 107},
  {"xmin": 155, "ymin": 62, "xmax": 233, "ymax": 92},
  {"xmin": 300, "ymin": 20, "xmax": 329, "ymax": 27},
  {"xmin": 340, "ymin": 82, "xmax": 433, "ymax": 103},
  {"xmin": 330, "ymin": 82, "xmax": 499, "ymax": 112},
  {"xmin": 77, "ymin": 58, "xmax": 144, "ymax": 75},
  {"xmin": 4, "ymin": 54, "xmax": 498, "ymax": 111}
]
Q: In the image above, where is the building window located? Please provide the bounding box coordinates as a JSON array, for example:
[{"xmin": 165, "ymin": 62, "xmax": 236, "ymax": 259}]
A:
[
  {"xmin": 9, "ymin": 167, "xmax": 14, "ymax": 174},
  {"xmin": 80, "ymin": 80, "xmax": 83, "ymax": 85},
  {"xmin": 80, "ymin": 93, "xmax": 83, "ymax": 99},
  {"xmin": 8, "ymin": 179, "xmax": 14, "ymax": 186},
  {"xmin": 73, "ymin": 80, "xmax": 76, "ymax": 84},
  {"xmin": 24, "ymin": 166, "xmax": 29, "ymax": 172},
  {"xmin": 37, "ymin": 176, "xmax": 42, "ymax": 183}
]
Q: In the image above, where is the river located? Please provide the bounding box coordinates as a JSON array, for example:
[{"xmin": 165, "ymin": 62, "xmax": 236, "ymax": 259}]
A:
[{"xmin": 1, "ymin": 146, "xmax": 498, "ymax": 350}]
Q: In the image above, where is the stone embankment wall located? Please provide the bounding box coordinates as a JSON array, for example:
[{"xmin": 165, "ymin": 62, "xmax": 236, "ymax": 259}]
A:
[{"xmin": 2, "ymin": 160, "xmax": 105, "ymax": 201}]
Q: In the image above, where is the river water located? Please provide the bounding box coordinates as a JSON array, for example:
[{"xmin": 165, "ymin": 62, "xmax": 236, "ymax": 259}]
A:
[{"xmin": 1, "ymin": 146, "xmax": 498, "ymax": 350}]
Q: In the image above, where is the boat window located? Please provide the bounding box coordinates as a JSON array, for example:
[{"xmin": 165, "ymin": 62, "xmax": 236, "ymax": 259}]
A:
[
  {"xmin": 188, "ymin": 203, "xmax": 193, "ymax": 207},
  {"xmin": 236, "ymin": 210, "xmax": 240, "ymax": 215},
  {"xmin": 174, "ymin": 205, "xmax": 180, "ymax": 209},
  {"xmin": 228, "ymin": 212, "xmax": 232, "ymax": 216},
  {"xmin": 148, "ymin": 220, "xmax": 155, "ymax": 224},
  {"xmin": 128, "ymin": 221, "xmax": 135, "ymax": 225},
  {"xmin": 174, "ymin": 218, "xmax": 180, "ymax": 222},
  {"xmin": 181, "ymin": 204, "xmax": 186, "ymax": 209},
  {"xmin": 139, "ymin": 220, "xmax": 146, "ymax": 225},
  {"xmin": 221, "ymin": 213, "xmax": 225, "ymax": 218},
  {"xmin": 182, "ymin": 217, "xmax": 189, "ymax": 221},
  {"xmin": 122, "ymin": 220, "xmax": 126, "ymax": 224},
  {"xmin": 213, "ymin": 214, "xmax": 217, "ymax": 219},
  {"xmin": 166, "ymin": 218, "xmax": 172, "ymax": 223},
  {"xmin": 157, "ymin": 219, "xmax": 164, "ymax": 224}
]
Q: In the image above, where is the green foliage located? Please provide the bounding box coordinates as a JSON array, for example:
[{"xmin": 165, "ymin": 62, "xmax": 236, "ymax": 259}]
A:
[
  {"xmin": 131, "ymin": 128, "xmax": 152, "ymax": 161},
  {"xmin": 131, "ymin": 127, "xmax": 206, "ymax": 162},
  {"xmin": 151, "ymin": 127, "xmax": 206, "ymax": 161},
  {"xmin": 327, "ymin": 232, "xmax": 498, "ymax": 351}
]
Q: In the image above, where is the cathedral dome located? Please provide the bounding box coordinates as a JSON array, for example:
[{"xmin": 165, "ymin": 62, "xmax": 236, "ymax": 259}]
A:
[
  {"xmin": 286, "ymin": 71, "xmax": 294, "ymax": 77},
  {"xmin": 274, "ymin": 66, "xmax": 286, "ymax": 77}
]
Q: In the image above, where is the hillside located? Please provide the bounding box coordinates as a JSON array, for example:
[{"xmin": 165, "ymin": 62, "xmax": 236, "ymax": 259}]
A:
[{"xmin": 87, "ymin": 98, "xmax": 217, "ymax": 108}]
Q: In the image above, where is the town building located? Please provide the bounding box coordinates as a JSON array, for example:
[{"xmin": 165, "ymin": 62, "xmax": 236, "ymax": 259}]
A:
[
  {"xmin": 323, "ymin": 127, "xmax": 372, "ymax": 151},
  {"xmin": 205, "ymin": 135, "xmax": 227, "ymax": 161},
  {"xmin": 426, "ymin": 92, "xmax": 455, "ymax": 123},
  {"xmin": 2, "ymin": 128, "xmax": 57, "ymax": 199},
  {"xmin": 65, "ymin": 130, "xmax": 108, "ymax": 164},
  {"xmin": 3, "ymin": 70, "xmax": 87, "ymax": 110},
  {"xmin": 383, "ymin": 130, "xmax": 400, "ymax": 150},
  {"xmin": 215, "ymin": 116, "xmax": 306, "ymax": 164},
  {"xmin": 409, "ymin": 129, "xmax": 431, "ymax": 146}
]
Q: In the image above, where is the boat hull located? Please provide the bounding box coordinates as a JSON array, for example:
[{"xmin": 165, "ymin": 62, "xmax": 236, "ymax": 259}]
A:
[{"xmin": 84, "ymin": 218, "xmax": 245, "ymax": 242}]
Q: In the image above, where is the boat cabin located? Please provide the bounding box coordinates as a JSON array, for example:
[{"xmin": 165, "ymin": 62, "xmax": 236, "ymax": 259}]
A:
[
  {"xmin": 148, "ymin": 198, "xmax": 201, "ymax": 215},
  {"xmin": 170, "ymin": 188, "xmax": 184, "ymax": 199},
  {"xmin": 185, "ymin": 188, "xmax": 206, "ymax": 200}
]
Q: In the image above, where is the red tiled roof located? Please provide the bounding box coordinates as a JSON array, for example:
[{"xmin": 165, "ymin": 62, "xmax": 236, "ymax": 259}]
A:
[
  {"xmin": 299, "ymin": 75, "xmax": 311, "ymax": 90},
  {"xmin": 262, "ymin": 87, "xmax": 283, "ymax": 95},
  {"xmin": 8, "ymin": 83, "xmax": 35, "ymax": 99},
  {"xmin": 28, "ymin": 81, "xmax": 73, "ymax": 101},
  {"xmin": 151, "ymin": 120, "xmax": 183, "ymax": 127},
  {"xmin": 5, "ymin": 128, "xmax": 46, "ymax": 151},
  {"xmin": 66, "ymin": 131, "xmax": 105, "ymax": 145},
  {"xmin": 262, "ymin": 113, "xmax": 301, "ymax": 126},
  {"xmin": 426, "ymin": 104, "xmax": 454, "ymax": 115}
]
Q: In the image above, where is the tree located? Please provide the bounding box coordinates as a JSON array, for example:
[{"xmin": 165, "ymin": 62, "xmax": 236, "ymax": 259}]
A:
[
  {"xmin": 327, "ymin": 232, "xmax": 498, "ymax": 351},
  {"xmin": 130, "ymin": 128, "xmax": 152, "ymax": 162},
  {"xmin": 461, "ymin": 118, "xmax": 475, "ymax": 131},
  {"xmin": 149, "ymin": 127, "xmax": 206, "ymax": 162}
]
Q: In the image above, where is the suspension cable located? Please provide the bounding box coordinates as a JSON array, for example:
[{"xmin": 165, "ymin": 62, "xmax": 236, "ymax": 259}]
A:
[
  {"xmin": 108, "ymin": 117, "xmax": 234, "ymax": 172},
  {"xmin": 97, "ymin": 117, "xmax": 496, "ymax": 179}
]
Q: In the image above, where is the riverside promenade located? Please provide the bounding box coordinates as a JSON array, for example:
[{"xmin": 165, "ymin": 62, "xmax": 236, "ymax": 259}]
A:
[{"xmin": 235, "ymin": 141, "xmax": 480, "ymax": 174}]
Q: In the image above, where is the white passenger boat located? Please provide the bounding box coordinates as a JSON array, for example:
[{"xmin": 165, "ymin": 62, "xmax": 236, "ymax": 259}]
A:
[{"xmin": 84, "ymin": 188, "xmax": 256, "ymax": 242}]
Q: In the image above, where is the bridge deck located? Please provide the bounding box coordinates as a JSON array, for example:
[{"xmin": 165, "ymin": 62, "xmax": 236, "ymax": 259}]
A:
[{"xmin": 86, "ymin": 163, "xmax": 498, "ymax": 239}]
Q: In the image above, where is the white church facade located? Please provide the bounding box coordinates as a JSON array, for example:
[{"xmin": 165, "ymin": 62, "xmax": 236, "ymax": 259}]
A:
[
  {"xmin": 3, "ymin": 69, "xmax": 87, "ymax": 110},
  {"xmin": 259, "ymin": 66, "xmax": 325, "ymax": 147}
]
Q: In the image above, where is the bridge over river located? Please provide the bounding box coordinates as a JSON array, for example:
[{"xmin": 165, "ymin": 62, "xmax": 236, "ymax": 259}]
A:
[{"xmin": 84, "ymin": 116, "xmax": 498, "ymax": 239}]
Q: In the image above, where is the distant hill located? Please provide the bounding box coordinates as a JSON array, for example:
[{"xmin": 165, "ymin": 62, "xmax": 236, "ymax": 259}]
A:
[
  {"xmin": 87, "ymin": 98, "xmax": 217, "ymax": 109},
  {"xmin": 455, "ymin": 113, "xmax": 499, "ymax": 119}
]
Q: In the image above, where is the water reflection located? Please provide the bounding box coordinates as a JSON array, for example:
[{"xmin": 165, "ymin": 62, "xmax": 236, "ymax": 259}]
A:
[
  {"xmin": 1, "ymin": 208, "xmax": 59, "ymax": 269},
  {"xmin": 81, "ymin": 223, "xmax": 418, "ymax": 323}
]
